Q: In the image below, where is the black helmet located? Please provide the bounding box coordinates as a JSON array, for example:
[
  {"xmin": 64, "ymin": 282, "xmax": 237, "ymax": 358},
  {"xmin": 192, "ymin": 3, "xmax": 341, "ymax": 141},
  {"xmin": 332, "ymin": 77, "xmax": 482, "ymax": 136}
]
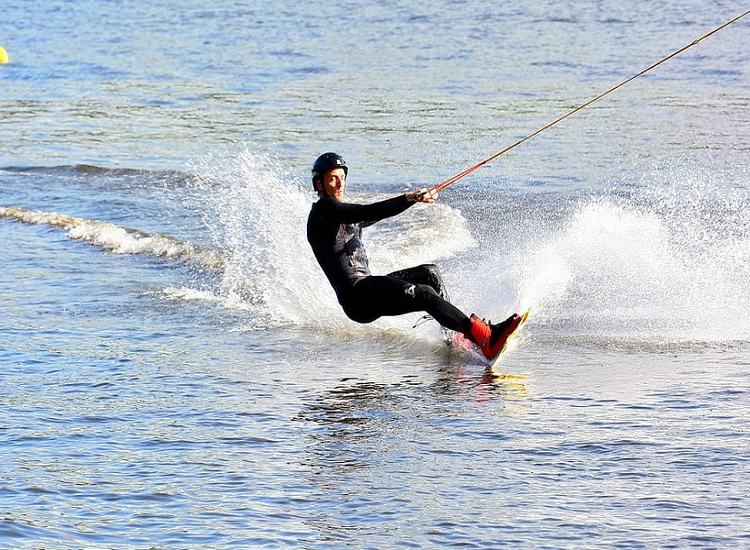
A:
[{"xmin": 312, "ymin": 152, "xmax": 348, "ymax": 188}]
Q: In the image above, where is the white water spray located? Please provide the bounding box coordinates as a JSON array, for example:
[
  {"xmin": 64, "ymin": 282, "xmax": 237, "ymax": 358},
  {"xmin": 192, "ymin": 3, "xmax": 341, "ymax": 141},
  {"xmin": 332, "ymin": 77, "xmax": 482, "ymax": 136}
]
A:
[{"xmin": 516, "ymin": 164, "xmax": 750, "ymax": 344}]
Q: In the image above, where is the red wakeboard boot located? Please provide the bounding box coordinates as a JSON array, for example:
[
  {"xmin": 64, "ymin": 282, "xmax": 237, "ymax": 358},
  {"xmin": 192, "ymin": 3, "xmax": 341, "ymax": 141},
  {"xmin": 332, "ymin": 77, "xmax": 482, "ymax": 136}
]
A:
[{"xmin": 469, "ymin": 313, "xmax": 522, "ymax": 361}]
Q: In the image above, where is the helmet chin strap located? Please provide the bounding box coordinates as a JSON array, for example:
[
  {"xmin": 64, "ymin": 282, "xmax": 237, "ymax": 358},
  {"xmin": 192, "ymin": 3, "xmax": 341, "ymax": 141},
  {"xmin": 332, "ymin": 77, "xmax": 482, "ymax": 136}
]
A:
[{"xmin": 314, "ymin": 178, "xmax": 328, "ymax": 198}]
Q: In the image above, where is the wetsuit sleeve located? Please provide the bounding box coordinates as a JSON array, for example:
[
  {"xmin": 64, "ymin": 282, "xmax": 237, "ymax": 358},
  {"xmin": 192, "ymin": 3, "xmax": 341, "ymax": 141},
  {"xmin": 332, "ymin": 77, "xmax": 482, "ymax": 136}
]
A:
[{"xmin": 317, "ymin": 194, "xmax": 413, "ymax": 226}]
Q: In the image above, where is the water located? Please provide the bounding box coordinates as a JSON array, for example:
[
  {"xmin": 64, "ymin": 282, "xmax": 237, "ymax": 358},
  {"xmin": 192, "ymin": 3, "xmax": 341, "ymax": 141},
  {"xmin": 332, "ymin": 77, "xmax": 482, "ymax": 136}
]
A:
[{"xmin": 2, "ymin": 1, "xmax": 750, "ymax": 547}]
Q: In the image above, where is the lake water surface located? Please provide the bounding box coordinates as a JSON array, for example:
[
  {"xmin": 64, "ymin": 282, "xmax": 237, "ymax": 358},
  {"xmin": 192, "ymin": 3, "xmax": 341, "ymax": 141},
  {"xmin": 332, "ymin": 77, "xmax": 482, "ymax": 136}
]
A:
[{"xmin": 2, "ymin": 1, "xmax": 749, "ymax": 547}]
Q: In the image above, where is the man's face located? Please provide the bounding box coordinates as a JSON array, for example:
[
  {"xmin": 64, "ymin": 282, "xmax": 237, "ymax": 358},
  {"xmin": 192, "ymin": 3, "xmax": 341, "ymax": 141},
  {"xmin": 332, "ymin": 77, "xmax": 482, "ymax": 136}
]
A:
[{"xmin": 319, "ymin": 167, "xmax": 347, "ymax": 201}]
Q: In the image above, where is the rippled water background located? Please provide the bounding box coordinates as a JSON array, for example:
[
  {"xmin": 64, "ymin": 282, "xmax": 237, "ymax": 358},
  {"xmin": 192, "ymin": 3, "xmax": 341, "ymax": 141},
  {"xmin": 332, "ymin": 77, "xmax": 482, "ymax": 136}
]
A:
[{"xmin": 2, "ymin": 1, "xmax": 750, "ymax": 548}]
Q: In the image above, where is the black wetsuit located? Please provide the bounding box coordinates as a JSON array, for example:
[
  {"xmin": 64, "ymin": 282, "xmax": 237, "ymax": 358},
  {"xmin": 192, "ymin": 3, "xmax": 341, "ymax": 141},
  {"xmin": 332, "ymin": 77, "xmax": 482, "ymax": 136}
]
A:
[{"xmin": 307, "ymin": 194, "xmax": 471, "ymax": 333}]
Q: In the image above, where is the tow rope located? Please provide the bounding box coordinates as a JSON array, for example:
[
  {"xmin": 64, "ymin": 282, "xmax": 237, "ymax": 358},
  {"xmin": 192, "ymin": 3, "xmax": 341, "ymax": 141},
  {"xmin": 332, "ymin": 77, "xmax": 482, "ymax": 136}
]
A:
[{"xmin": 429, "ymin": 8, "xmax": 750, "ymax": 194}]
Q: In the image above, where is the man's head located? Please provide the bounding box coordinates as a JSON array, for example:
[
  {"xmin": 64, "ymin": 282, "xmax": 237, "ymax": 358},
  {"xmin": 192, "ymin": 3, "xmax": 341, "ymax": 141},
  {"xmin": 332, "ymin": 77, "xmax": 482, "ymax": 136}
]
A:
[{"xmin": 312, "ymin": 152, "xmax": 348, "ymax": 200}]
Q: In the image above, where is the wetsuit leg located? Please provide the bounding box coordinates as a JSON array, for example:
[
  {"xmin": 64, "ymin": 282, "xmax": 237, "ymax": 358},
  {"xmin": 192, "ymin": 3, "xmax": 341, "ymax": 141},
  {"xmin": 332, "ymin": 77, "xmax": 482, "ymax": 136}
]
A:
[
  {"xmin": 343, "ymin": 272, "xmax": 471, "ymax": 333},
  {"xmin": 385, "ymin": 264, "xmax": 451, "ymax": 302}
]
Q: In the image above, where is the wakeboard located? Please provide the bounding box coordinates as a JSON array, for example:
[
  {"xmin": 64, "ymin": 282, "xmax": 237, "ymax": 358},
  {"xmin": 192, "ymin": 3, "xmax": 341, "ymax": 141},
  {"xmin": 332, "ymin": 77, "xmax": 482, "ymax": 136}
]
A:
[{"xmin": 445, "ymin": 308, "xmax": 531, "ymax": 364}]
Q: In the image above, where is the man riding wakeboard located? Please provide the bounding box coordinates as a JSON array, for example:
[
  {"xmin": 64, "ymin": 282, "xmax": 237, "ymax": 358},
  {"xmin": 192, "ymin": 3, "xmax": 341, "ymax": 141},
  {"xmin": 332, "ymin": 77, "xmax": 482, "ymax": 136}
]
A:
[{"xmin": 306, "ymin": 152, "xmax": 521, "ymax": 361}]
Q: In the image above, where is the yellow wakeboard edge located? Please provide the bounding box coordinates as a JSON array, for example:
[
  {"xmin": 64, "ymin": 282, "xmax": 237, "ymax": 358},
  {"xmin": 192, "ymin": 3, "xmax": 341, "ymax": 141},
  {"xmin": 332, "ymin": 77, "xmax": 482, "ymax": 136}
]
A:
[{"xmin": 490, "ymin": 308, "xmax": 531, "ymax": 369}]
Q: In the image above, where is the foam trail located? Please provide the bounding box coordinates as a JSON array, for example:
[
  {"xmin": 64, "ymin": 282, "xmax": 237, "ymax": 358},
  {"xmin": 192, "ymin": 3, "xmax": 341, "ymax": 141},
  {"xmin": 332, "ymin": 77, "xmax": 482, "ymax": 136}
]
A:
[{"xmin": 0, "ymin": 205, "xmax": 224, "ymax": 269}]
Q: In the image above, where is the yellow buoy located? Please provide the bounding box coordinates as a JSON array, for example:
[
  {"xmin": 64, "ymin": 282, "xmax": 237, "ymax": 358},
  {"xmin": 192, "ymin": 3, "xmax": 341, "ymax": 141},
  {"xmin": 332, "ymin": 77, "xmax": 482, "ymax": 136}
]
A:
[{"xmin": 0, "ymin": 46, "xmax": 9, "ymax": 64}]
